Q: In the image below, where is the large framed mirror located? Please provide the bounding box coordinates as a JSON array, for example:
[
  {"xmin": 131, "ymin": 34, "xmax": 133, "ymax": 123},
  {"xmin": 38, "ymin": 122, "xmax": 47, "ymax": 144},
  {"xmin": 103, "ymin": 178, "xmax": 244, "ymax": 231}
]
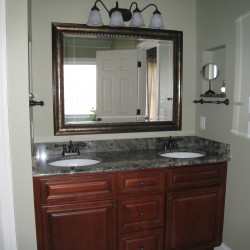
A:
[{"xmin": 52, "ymin": 22, "xmax": 182, "ymax": 135}]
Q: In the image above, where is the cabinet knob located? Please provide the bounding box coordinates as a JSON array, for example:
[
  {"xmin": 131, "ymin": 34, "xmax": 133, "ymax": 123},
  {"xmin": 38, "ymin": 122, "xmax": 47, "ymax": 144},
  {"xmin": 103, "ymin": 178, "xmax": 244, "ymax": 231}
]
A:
[
  {"xmin": 140, "ymin": 247, "xmax": 145, "ymax": 250},
  {"xmin": 140, "ymin": 212, "xmax": 145, "ymax": 216},
  {"xmin": 140, "ymin": 181, "xmax": 145, "ymax": 186},
  {"xmin": 112, "ymin": 204, "xmax": 117, "ymax": 208}
]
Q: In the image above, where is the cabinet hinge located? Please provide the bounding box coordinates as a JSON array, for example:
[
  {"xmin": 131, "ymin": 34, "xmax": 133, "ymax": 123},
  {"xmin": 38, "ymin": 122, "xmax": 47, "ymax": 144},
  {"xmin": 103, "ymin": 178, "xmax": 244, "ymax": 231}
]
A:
[{"xmin": 137, "ymin": 61, "xmax": 142, "ymax": 67}]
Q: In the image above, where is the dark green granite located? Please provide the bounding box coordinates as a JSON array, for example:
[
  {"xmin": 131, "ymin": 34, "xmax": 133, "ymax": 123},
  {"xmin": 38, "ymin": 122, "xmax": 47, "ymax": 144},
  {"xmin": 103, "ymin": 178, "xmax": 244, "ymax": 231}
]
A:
[{"xmin": 32, "ymin": 136, "xmax": 230, "ymax": 176}]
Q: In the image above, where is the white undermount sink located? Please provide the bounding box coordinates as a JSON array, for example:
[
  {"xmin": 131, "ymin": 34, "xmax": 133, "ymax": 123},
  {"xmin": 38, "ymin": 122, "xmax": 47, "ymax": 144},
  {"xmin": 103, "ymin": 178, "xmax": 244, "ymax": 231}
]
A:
[
  {"xmin": 49, "ymin": 158, "xmax": 100, "ymax": 167},
  {"xmin": 160, "ymin": 152, "xmax": 205, "ymax": 159}
]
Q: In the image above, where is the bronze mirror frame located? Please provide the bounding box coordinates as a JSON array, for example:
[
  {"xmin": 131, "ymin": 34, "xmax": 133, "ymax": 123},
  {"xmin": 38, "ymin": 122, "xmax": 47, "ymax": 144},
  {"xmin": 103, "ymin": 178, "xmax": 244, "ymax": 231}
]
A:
[{"xmin": 52, "ymin": 22, "xmax": 182, "ymax": 135}]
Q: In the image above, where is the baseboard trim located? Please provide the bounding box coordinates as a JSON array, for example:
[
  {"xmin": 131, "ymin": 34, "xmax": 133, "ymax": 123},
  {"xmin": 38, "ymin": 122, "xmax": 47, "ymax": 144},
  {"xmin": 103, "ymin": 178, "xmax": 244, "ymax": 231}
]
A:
[{"xmin": 215, "ymin": 243, "xmax": 232, "ymax": 250}]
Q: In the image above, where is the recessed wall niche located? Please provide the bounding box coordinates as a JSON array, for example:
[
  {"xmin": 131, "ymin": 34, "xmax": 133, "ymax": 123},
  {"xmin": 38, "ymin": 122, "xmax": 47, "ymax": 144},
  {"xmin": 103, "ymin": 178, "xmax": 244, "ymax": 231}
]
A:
[{"xmin": 201, "ymin": 45, "xmax": 226, "ymax": 96}]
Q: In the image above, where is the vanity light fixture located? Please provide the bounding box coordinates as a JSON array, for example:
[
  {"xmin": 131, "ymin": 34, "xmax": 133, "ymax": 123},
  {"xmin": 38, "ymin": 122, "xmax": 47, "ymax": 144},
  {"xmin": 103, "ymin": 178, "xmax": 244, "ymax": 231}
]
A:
[{"xmin": 87, "ymin": 0, "xmax": 165, "ymax": 28}]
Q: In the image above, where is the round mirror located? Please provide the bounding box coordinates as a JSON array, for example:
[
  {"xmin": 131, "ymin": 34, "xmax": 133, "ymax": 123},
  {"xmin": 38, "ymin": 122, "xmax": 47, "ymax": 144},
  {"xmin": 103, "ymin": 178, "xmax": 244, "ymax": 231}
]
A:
[
  {"xmin": 200, "ymin": 63, "xmax": 220, "ymax": 95},
  {"xmin": 200, "ymin": 63, "xmax": 219, "ymax": 81}
]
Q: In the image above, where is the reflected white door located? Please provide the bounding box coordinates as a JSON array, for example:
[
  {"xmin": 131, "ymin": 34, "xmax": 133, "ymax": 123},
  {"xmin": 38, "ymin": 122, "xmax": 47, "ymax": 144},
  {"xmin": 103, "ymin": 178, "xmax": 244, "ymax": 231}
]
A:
[
  {"xmin": 158, "ymin": 42, "xmax": 173, "ymax": 121},
  {"xmin": 96, "ymin": 50, "xmax": 138, "ymax": 122}
]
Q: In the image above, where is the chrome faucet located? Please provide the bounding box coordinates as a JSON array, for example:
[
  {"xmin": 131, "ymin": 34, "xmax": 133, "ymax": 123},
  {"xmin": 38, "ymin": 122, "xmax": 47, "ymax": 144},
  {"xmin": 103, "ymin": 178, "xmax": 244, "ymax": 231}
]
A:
[
  {"xmin": 157, "ymin": 137, "xmax": 178, "ymax": 150},
  {"xmin": 55, "ymin": 141, "xmax": 87, "ymax": 156}
]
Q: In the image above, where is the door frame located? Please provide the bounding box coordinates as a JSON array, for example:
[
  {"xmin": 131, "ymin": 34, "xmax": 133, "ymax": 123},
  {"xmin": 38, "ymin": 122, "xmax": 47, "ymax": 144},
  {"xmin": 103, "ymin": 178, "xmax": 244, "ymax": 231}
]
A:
[{"xmin": 0, "ymin": 0, "xmax": 17, "ymax": 248}]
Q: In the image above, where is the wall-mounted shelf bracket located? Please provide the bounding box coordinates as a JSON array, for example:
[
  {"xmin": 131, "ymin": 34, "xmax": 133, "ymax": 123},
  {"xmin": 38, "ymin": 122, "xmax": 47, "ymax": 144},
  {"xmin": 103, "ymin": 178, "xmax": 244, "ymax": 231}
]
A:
[
  {"xmin": 200, "ymin": 93, "xmax": 226, "ymax": 98},
  {"xmin": 193, "ymin": 98, "xmax": 229, "ymax": 105}
]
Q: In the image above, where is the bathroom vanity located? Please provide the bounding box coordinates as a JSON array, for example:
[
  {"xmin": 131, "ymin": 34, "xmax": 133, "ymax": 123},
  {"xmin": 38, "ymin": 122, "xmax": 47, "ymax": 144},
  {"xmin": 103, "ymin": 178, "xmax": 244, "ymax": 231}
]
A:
[{"xmin": 33, "ymin": 137, "xmax": 230, "ymax": 250}]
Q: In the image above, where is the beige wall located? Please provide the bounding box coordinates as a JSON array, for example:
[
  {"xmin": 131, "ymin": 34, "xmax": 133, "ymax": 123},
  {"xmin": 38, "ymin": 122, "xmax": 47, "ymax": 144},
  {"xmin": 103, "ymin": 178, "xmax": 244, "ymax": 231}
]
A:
[
  {"xmin": 6, "ymin": 0, "xmax": 37, "ymax": 249},
  {"xmin": 196, "ymin": 0, "xmax": 250, "ymax": 249},
  {"xmin": 31, "ymin": 0, "xmax": 197, "ymax": 143}
]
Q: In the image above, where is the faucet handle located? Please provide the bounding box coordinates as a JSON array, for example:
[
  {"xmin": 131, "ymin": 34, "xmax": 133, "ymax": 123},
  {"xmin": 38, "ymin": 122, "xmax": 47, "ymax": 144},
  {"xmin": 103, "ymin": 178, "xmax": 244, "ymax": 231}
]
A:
[
  {"xmin": 75, "ymin": 143, "xmax": 87, "ymax": 154},
  {"xmin": 157, "ymin": 137, "xmax": 178, "ymax": 150},
  {"xmin": 157, "ymin": 138, "xmax": 168, "ymax": 150},
  {"xmin": 167, "ymin": 136, "xmax": 178, "ymax": 148},
  {"xmin": 55, "ymin": 143, "xmax": 69, "ymax": 155},
  {"xmin": 76, "ymin": 142, "xmax": 87, "ymax": 148}
]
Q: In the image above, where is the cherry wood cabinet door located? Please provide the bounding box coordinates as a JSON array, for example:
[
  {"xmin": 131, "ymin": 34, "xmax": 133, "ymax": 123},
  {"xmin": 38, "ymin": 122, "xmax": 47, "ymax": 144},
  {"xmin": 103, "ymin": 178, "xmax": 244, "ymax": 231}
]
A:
[
  {"xmin": 165, "ymin": 187, "xmax": 225, "ymax": 250},
  {"xmin": 41, "ymin": 200, "xmax": 117, "ymax": 250},
  {"xmin": 118, "ymin": 229, "xmax": 164, "ymax": 250}
]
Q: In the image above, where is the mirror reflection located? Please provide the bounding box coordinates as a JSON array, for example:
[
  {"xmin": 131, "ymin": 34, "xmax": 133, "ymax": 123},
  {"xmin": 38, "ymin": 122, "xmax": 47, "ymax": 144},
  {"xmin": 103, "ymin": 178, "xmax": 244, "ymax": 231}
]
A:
[
  {"xmin": 52, "ymin": 23, "xmax": 182, "ymax": 135},
  {"xmin": 201, "ymin": 63, "xmax": 220, "ymax": 95},
  {"xmin": 201, "ymin": 63, "xmax": 219, "ymax": 81},
  {"xmin": 63, "ymin": 35, "xmax": 173, "ymax": 124}
]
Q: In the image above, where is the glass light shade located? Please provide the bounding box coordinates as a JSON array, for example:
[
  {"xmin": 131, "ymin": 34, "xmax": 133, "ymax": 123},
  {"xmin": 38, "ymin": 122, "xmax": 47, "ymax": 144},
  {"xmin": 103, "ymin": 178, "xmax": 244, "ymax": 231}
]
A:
[
  {"xmin": 109, "ymin": 10, "xmax": 125, "ymax": 26},
  {"xmin": 149, "ymin": 13, "xmax": 165, "ymax": 29},
  {"xmin": 130, "ymin": 12, "xmax": 145, "ymax": 27},
  {"xmin": 87, "ymin": 9, "xmax": 103, "ymax": 26}
]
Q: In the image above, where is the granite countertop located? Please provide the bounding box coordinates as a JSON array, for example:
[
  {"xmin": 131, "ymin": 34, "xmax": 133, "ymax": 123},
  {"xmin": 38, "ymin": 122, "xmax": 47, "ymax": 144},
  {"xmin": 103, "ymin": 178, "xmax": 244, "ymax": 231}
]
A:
[{"xmin": 32, "ymin": 139, "xmax": 231, "ymax": 177}]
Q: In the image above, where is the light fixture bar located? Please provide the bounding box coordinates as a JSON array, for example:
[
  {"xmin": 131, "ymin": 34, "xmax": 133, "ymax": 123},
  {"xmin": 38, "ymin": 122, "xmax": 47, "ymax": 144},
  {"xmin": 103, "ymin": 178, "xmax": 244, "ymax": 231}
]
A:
[{"xmin": 87, "ymin": 1, "xmax": 165, "ymax": 29}]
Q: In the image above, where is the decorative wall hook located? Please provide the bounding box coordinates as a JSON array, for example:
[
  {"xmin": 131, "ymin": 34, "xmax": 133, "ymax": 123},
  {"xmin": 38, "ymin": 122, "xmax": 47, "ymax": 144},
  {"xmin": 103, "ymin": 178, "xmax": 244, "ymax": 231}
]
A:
[{"xmin": 29, "ymin": 92, "xmax": 44, "ymax": 107}]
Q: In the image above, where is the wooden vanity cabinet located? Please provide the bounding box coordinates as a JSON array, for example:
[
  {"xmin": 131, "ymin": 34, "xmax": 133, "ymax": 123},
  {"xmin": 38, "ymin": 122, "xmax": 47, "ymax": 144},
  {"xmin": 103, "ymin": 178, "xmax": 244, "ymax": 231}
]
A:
[
  {"xmin": 33, "ymin": 162, "xmax": 227, "ymax": 250},
  {"xmin": 165, "ymin": 162, "xmax": 227, "ymax": 250}
]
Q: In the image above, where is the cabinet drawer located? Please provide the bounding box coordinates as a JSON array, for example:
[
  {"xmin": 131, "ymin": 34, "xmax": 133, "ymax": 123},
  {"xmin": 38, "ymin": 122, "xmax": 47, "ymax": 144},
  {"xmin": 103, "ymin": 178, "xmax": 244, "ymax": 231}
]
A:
[
  {"xmin": 117, "ymin": 170, "xmax": 165, "ymax": 196},
  {"xmin": 118, "ymin": 229, "xmax": 164, "ymax": 250},
  {"xmin": 36, "ymin": 174, "xmax": 116, "ymax": 204},
  {"xmin": 166, "ymin": 162, "xmax": 227, "ymax": 191},
  {"xmin": 118, "ymin": 194, "xmax": 165, "ymax": 233}
]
